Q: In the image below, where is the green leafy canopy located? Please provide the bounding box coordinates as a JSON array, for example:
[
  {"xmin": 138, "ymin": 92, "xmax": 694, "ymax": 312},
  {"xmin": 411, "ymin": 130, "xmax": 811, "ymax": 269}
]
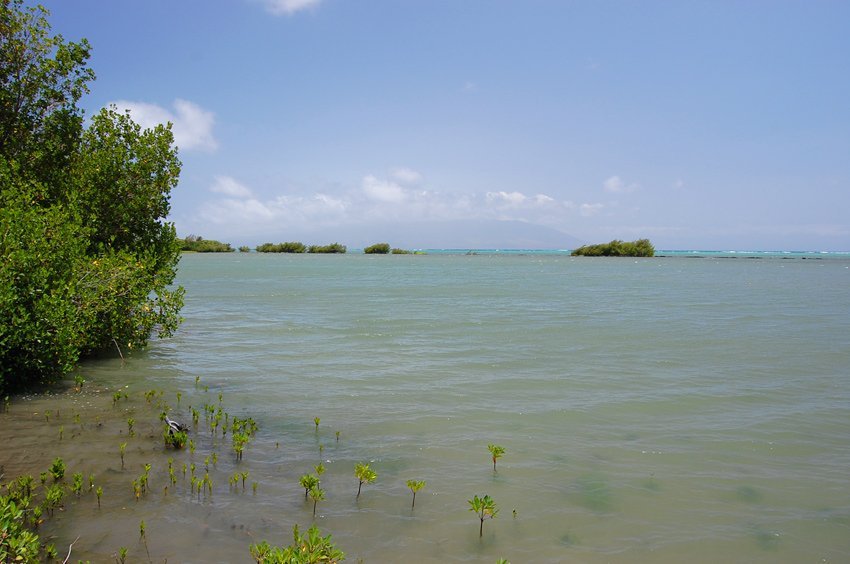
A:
[{"xmin": 0, "ymin": 0, "xmax": 184, "ymax": 394}]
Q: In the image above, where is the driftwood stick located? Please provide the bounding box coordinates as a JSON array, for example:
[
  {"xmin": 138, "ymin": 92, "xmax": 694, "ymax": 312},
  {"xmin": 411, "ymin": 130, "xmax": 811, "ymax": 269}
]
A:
[
  {"xmin": 112, "ymin": 338, "xmax": 125, "ymax": 363},
  {"xmin": 62, "ymin": 536, "xmax": 81, "ymax": 564}
]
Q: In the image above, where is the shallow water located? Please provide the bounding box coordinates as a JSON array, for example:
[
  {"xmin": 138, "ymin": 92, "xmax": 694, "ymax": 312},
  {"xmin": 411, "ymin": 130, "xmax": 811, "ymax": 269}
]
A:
[{"xmin": 2, "ymin": 253, "xmax": 850, "ymax": 562}]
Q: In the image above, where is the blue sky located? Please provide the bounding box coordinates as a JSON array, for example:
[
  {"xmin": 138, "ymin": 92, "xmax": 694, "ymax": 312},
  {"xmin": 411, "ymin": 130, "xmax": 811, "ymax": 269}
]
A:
[{"xmin": 43, "ymin": 0, "xmax": 850, "ymax": 250}]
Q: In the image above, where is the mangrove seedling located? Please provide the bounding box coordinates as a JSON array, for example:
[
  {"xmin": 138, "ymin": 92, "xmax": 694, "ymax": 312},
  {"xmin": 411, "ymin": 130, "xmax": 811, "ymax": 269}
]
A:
[
  {"xmin": 49, "ymin": 457, "xmax": 65, "ymax": 482},
  {"xmin": 74, "ymin": 373, "xmax": 85, "ymax": 391},
  {"xmin": 468, "ymin": 494, "xmax": 498, "ymax": 537},
  {"xmin": 127, "ymin": 418, "xmax": 135, "ymax": 437},
  {"xmin": 315, "ymin": 463, "xmax": 325, "ymax": 479},
  {"xmin": 58, "ymin": 425, "xmax": 63, "ymax": 440},
  {"xmin": 117, "ymin": 547, "xmax": 128, "ymax": 564},
  {"xmin": 308, "ymin": 485, "xmax": 325, "ymax": 518},
  {"xmin": 241, "ymin": 471, "xmax": 249, "ymax": 491},
  {"xmin": 252, "ymin": 481, "xmax": 258, "ymax": 495},
  {"xmin": 96, "ymin": 486, "xmax": 103, "ymax": 508},
  {"xmin": 71, "ymin": 472, "xmax": 84, "ymax": 496},
  {"xmin": 44, "ymin": 483, "xmax": 65, "ymax": 515},
  {"xmin": 335, "ymin": 430, "xmax": 340, "ymax": 442},
  {"xmin": 140, "ymin": 519, "xmax": 151, "ymax": 561},
  {"xmin": 488, "ymin": 444, "xmax": 506, "ymax": 471},
  {"xmin": 119, "ymin": 442, "xmax": 127, "ymax": 468},
  {"xmin": 300, "ymin": 474, "xmax": 319, "ymax": 498},
  {"xmin": 407, "ymin": 479, "xmax": 426, "ymax": 508},
  {"xmin": 314, "ymin": 416, "xmax": 320, "ymax": 431},
  {"xmin": 355, "ymin": 462, "xmax": 377, "ymax": 499}
]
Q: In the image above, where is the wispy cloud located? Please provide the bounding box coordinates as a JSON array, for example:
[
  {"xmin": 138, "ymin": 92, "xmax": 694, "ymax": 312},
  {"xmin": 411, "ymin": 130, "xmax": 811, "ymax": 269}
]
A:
[
  {"xmin": 264, "ymin": 0, "xmax": 321, "ymax": 15},
  {"xmin": 390, "ymin": 167, "xmax": 423, "ymax": 185},
  {"xmin": 210, "ymin": 176, "xmax": 253, "ymax": 198},
  {"xmin": 580, "ymin": 203, "xmax": 604, "ymax": 217},
  {"xmin": 603, "ymin": 175, "xmax": 639, "ymax": 194},
  {"xmin": 110, "ymin": 98, "xmax": 217, "ymax": 152},
  {"xmin": 187, "ymin": 169, "xmax": 605, "ymax": 240}
]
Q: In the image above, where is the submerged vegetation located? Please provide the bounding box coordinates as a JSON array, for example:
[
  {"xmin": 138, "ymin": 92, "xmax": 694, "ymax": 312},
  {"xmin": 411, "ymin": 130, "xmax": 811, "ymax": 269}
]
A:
[{"xmin": 571, "ymin": 239, "xmax": 655, "ymax": 257}]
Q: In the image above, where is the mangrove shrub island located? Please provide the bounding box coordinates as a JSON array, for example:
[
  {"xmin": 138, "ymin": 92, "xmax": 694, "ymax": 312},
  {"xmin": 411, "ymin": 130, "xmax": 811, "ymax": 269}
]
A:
[
  {"xmin": 178, "ymin": 235, "xmax": 234, "ymax": 253},
  {"xmin": 256, "ymin": 241, "xmax": 347, "ymax": 254},
  {"xmin": 364, "ymin": 242, "xmax": 414, "ymax": 254},
  {"xmin": 571, "ymin": 238, "xmax": 655, "ymax": 257}
]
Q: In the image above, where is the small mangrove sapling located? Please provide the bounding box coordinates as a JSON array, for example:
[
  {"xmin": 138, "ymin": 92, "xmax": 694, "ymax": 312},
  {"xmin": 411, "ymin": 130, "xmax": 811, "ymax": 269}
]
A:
[
  {"xmin": 407, "ymin": 479, "xmax": 426, "ymax": 508},
  {"xmin": 300, "ymin": 474, "xmax": 319, "ymax": 498},
  {"xmin": 488, "ymin": 444, "xmax": 505, "ymax": 471},
  {"xmin": 468, "ymin": 494, "xmax": 498, "ymax": 537},
  {"xmin": 308, "ymin": 485, "xmax": 325, "ymax": 518},
  {"xmin": 354, "ymin": 462, "xmax": 377, "ymax": 499}
]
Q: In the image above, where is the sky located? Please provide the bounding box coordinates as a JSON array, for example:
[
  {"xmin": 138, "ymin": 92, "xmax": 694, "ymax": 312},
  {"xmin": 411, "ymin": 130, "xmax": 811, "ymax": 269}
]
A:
[{"xmin": 41, "ymin": 0, "xmax": 850, "ymax": 251}]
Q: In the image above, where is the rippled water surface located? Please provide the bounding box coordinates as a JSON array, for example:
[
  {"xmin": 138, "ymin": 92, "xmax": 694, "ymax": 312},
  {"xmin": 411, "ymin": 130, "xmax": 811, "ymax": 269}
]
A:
[{"xmin": 3, "ymin": 252, "xmax": 850, "ymax": 562}]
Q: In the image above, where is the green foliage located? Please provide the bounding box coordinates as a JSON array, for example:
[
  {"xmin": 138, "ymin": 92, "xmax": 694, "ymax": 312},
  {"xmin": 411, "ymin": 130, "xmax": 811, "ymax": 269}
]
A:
[
  {"xmin": 488, "ymin": 444, "xmax": 505, "ymax": 471},
  {"xmin": 308, "ymin": 243, "xmax": 346, "ymax": 254},
  {"xmin": 308, "ymin": 484, "xmax": 325, "ymax": 517},
  {"xmin": 48, "ymin": 457, "xmax": 65, "ymax": 482},
  {"xmin": 179, "ymin": 235, "xmax": 234, "ymax": 252},
  {"xmin": 0, "ymin": 494, "xmax": 41, "ymax": 563},
  {"xmin": 164, "ymin": 428, "xmax": 188, "ymax": 449},
  {"xmin": 363, "ymin": 243, "xmax": 390, "ymax": 254},
  {"xmin": 299, "ymin": 473, "xmax": 319, "ymax": 498},
  {"xmin": 249, "ymin": 524, "xmax": 345, "ymax": 563},
  {"xmin": 570, "ymin": 238, "xmax": 655, "ymax": 257},
  {"xmin": 391, "ymin": 248, "xmax": 412, "ymax": 254},
  {"xmin": 256, "ymin": 241, "xmax": 307, "ymax": 253},
  {"xmin": 354, "ymin": 462, "xmax": 377, "ymax": 499},
  {"xmin": 0, "ymin": 1, "xmax": 184, "ymax": 394},
  {"xmin": 406, "ymin": 479, "xmax": 425, "ymax": 508},
  {"xmin": 238, "ymin": 246, "xmax": 251, "ymax": 253},
  {"xmin": 468, "ymin": 494, "xmax": 498, "ymax": 537}
]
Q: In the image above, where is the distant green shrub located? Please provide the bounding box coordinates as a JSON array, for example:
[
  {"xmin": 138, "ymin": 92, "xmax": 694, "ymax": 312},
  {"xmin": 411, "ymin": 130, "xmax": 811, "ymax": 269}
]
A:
[
  {"xmin": 391, "ymin": 248, "xmax": 412, "ymax": 254},
  {"xmin": 238, "ymin": 246, "xmax": 250, "ymax": 253},
  {"xmin": 308, "ymin": 243, "xmax": 347, "ymax": 254},
  {"xmin": 364, "ymin": 243, "xmax": 391, "ymax": 254},
  {"xmin": 256, "ymin": 241, "xmax": 307, "ymax": 253},
  {"xmin": 571, "ymin": 239, "xmax": 655, "ymax": 257},
  {"xmin": 179, "ymin": 235, "xmax": 234, "ymax": 253}
]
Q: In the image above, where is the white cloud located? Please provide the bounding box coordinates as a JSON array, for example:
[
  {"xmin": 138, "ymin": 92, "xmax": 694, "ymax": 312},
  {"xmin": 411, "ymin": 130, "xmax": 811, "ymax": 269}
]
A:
[
  {"xmin": 110, "ymin": 98, "xmax": 217, "ymax": 152},
  {"xmin": 265, "ymin": 0, "xmax": 321, "ymax": 15},
  {"xmin": 487, "ymin": 191, "xmax": 527, "ymax": 206},
  {"xmin": 603, "ymin": 175, "xmax": 639, "ymax": 193},
  {"xmin": 362, "ymin": 175, "xmax": 407, "ymax": 203},
  {"xmin": 211, "ymin": 176, "xmax": 253, "ymax": 198},
  {"xmin": 391, "ymin": 167, "xmax": 423, "ymax": 185},
  {"xmin": 580, "ymin": 203, "xmax": 604, "ymax": 217},
  {"xmin": 188, "ymin": 170, "xmax": 608, "ymax": 242}
]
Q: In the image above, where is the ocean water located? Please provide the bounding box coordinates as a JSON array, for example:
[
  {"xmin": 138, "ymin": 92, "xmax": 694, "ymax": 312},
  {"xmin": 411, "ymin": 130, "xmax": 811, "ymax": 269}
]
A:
[{"xmin": 2, "ymin": 252, "xmax": 849, "ymax": 562}]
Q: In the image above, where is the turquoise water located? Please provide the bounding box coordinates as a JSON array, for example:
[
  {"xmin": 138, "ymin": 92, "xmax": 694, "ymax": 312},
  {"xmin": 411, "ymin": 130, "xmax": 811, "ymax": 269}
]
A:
[{"xmin": 3, "ymin": 252, "xmax": 849, "ymax": 562}]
